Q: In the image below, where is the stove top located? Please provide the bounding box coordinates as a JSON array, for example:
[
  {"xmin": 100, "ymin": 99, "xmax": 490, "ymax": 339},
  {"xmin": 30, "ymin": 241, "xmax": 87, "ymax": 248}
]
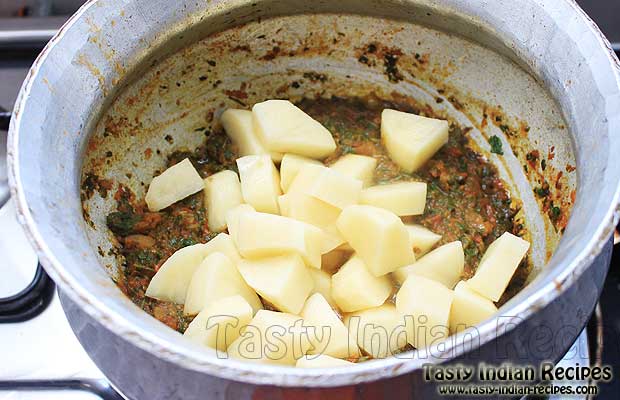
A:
[{"xmin": 0, "ymin": 2, "xmax": 618, "ymax": 399}]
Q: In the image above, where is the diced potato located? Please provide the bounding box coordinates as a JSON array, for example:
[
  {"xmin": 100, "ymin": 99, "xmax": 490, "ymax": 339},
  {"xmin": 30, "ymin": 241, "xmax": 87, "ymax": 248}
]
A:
[
  {"xmin": 225, "ymin": 204, "xmax": 255, "ymax": 243},
  {"xmin": 405, "ymin": 224, "xmax": 442, "ymax": 256},
  {"xmin": 331, "ymin": 255, "xmax": 392, "ymax": 312},
  {"xmin": 228, "ymin": 310, "xmax": 311, "ymax": 366},
  {"xmin": 145, "ymin": 233, "xmax": 241, "ymax": 303},
  {"xmin": 392, "ymin": 241, "xmax": 464, "ymax": 288},
  {"xmin": 301, "ymin": 293, "xmax": 360, "ymax": 358},
  {"xmin": 381, "ymin": 109, "xmax": 449, "ymax": 173},
  {"xmin": 396, "ymin": 275, "xmax": 454, "ymax": 349},
  {"xmin": 279, "ymin": 154, "xmax": 323, "ymax": 192},
  {"xmin": 450, "ymin": 281, "xmax": 498, "ymax": 333},
  {"xmin": 203, "ymin": 170, "xmax": 243, "ymax": 232},
  {"xmin": 237, "ymin": 254, "xmax": 313, "ymax": 314},
  {"xmin": 236, "ymin": 154, "xmax": 282, "ymax": 214},
  {"xmin": 308, "ymin": 268, "xmax": 335, "ymax": 307},
  {"xmin": 336, "ymin": 205, "xmax": 415, "ymax": 276},
  {"xmin": 184, "ymin": 295, "xmax": 253, "ymax": 351},
  {"xmin": 321, "ymin": 249, "xmax": 350, "ymax": 273},
  {"xmin": 330, "ymin": 154, "xmax": 377, "ymax": 187},
  {"xmin": 220, "ymin": 109, "xmax": 282, "ymax": 161},
  {"xmin": 344, "ymin": 304, "xmax": 408, "ymax": 359},
  {"xmin": 467, "ymin": 232, "xmax": 530, "ymax": 301},
  {"xmin": 296, "ymin": 354, "xmax": 354, "ymax": 368},
  {"xmin": 278, "ymin": 192, "xmax": 341, "ymax": 229},
  {"xmin": 359, "ymin": 182, "xmax": 427, "ymax": 216},
  {"xmin": 184, "ymin": 252, "xmax": 263, "ymax": 315},
  {"xmin": 288, "ymin": 164, "xmax": 363, "ymax": 210},
  {"xmin": 252, "ymin": 100, "xmax": 337, "ymax": 159},
  {"xmin": 145, "ymin": 158, "xmax": 204, "ymax": 212},
  {"xmin": 320, "ymin": 228, "xmax": 346, "ymax": 254},
  {"xmin": 235, "ymin": 211, "xmax": 324, "ymax": 268}
]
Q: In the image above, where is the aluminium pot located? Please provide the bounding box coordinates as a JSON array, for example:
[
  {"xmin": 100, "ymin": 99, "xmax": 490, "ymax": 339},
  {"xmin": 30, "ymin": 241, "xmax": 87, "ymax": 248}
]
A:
[{"xmin": 7, "ymin": 0, "xmax": 620, "ymax": 399}]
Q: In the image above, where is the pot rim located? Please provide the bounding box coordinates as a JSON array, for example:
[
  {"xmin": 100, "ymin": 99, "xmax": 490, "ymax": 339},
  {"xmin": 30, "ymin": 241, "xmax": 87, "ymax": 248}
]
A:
[{"xmin": 7, "ymin": 0, "xmax": 620, "ymax": 387}]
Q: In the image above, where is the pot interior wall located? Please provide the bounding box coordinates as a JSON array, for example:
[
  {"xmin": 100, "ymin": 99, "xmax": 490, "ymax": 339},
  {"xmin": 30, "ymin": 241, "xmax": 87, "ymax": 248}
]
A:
[{"xmin": 81, "ymin": 13, "xmax": 574, "ymax": 288}]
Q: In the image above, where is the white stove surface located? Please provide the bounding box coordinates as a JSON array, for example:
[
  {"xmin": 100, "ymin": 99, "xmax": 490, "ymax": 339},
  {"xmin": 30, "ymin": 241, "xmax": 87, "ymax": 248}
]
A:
[{"xmin": 0, "ymin": 199, "xmax": 105, "ymax": 400}]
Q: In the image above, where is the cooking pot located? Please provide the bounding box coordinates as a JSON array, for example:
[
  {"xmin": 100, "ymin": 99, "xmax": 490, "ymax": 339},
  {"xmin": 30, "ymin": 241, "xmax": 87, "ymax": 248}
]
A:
[{"xmin": 7, "ymin": 0, "xmax": 620, "ymax": 398}]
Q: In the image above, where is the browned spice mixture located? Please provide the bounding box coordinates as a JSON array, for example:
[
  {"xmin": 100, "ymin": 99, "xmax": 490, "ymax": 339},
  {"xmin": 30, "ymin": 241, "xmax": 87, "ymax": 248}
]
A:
[{"xmin": 98, "ymin": 96, "xmax": 528, "ymax": 336}]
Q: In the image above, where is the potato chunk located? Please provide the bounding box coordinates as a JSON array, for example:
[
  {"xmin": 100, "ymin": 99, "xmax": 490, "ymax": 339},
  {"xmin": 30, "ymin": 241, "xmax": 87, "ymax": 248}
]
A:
[
  {"xmin": 381, "ymin": 109, "xmax": 449, "ymax": 173},
  {"xmin": 184, "ymin": 252, "xmax": 263, "ymax": 315},
  {"xmin": 145, "ymin": 158, "xmax": 204, "ymax": 212},
  {"xmin": 228, "ymin": 310, "xmax": 311, "ymax": 366},
  {"xmin": 288, "ymin": 164, "xmax": 362, "ymax": 210},
  {"xmin": 236, "ymin": 155, "xmax": 282, "ymax": 214},
  {"xmin": 278, "ymin": 192, "xmax": 340, "ymax": 229},
  {"xmin": 145, "ymin": 233, "xmax": 241, "ymax": 303},
  {"xmin": 252, "ymin": 100, "xmax": 337, "ymax": 159},
  {"xmin": 308, "ymin": 268, "xmax": 335, "ymax": 307},
  {"xmin": 203, "ymin": 170, "xmax": 243, "ymax": 232},
  {"xmin": 301, "ymin": 293, "xmax": 360, "ymax": 358},
  {"xmin": 336, "ymin": 205, "xmax": 415, "ymax": 276},
  {"xmin": 360, "ymin": 182, "xmax": 427, "ymax": 216},
  {"xmin": 332, "ymin": 255, "xmax": 392, "ymax": 312},
  {"xmin": 235, "ymin": 211, "xmax": 324, "ymax": 268},
  {"xmin": 330, "ymin": 154, "xmax": 377, "ymax": 187},
  {"xmin": 237, "ymin": 254, "xmax": 313, "ymax": 314},
  {"xmin": 296, "ymin": 354, "xmax": 354, "ymax": 368},
  {"xmin": 321, "ymin": 249, "xmax": 350, "ymax": 273},
  {"xmin": 405, "ymin": 224, "xmax": 442, "ymax": 256},
  {"xmin": 279, "ymin": 154, "xmax": 322, "ymax": 192},
  {"xmin": 392, "ymin": 241, "xmax": 464, "ymax": 288},
  {"xmin": 225, "ymin": 204, "xmax": 255, "ymax": 243},
  {"xmin": 450, "ymin": 281, "xmax": 498, "ymax": 333},
  {"xmin": 467, "ymin": 232, "xmax": 530, "ymax": 301},
  {"xmin": 220, "ymin": 109, "xmax": 282, "ymax": 161},
  {"xmin": 396, "ymin": 275, "xmax": 454, "ymax": 349},
  {"xmin": 344, "ymin": 304, "xmax": 408, "ymax": 359},
  {"xmin": 184, "ymin": 295, "xmax": 253, "ymax": 351}
]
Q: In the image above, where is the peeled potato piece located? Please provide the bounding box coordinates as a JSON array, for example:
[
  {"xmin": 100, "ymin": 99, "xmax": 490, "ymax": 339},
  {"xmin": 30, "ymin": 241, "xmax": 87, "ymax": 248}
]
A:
[
  {"xmin": 308, "ymin": 268, "xmax": 336, "ymax": 307},
  {"xmin": 145, "ymin": 233, "xmax": 241, "ymax": 303},
  {"xmin": 236, "ymin": 155, "xmax": 282, "ymax": 214},
  {"xmin": 405, "ymin": 224, "xmax": 442, "ymax": 256},
  {"xmin": 228, "ymin": 310, "xmax": 311, "ymax": 366},
  {"xmin": 184, "ymin": 252, "xmax": 263, "ymax": 315},
  {"xmin": 237, "ymin": 254, "xmax": 313, "ymax": 314},
  {"xmin": 396, "ymin": 275, "xmax": 454, "ymax": 349},
  {"xmin": 203, "ymin": 170, "xmax": 243, "ymax": 232},
  {"xmin": 449, "ymin": 281, "xmax": 498, "ymax": 334},
  {"xmin": 288, "ymin": 164, "xmax": 363, "ymax": 210},
  {"xmin": 252, "ymin": 100, "xmax": 337, "ymax": 159},
  {"xmin": 336, "ymin": 205, "xmax": 415, "ymax": 276},
  {"xmin": 467, "ymin": 232, "xmax": 530, "ymax": 301},
  {"xmin": 279, "ymin": 153, "xmax": 322, "ymax": 192},
  {"xmin": 184, "ymin": 295, "xmax": 253, "ymax": 351},
  {"xmin": 360, "ymin": 182, "xmax": 427, "ymax": 216},
  {"xmin": 392, "ymin": 241, "xmax": 464, "ymax": 288},
  {"xmin": 344, "ymin": 304, "xmax": 408, "ymax": 359},
  {"xmin": 330, "ymin": 154, "xmax": 377, "ymax": 187},
  {"xmin": 145, "ymin": 158, "xmax": 204, "ymax": 212},
  {"xmin": 331, "ymin": 255, "xmax": 392, "ymax": 312},
  {"xmin": 225, "ymin": 203, "xmax": 255, "ymax": 243},
  {"xmin": 220, "ymin": 109, "xmax": 282, "ymax": 161},
  {"xmin": 381, "ymin": 109, "xmax": 449, "ymax": 173},
  {"xmin": 235, "ymin": 211, "xmax": 324, "ymax": 269},
  {"xmin": 301, "ymin": 293, "xmax": 360, "ymax": 358},
  {"xmin": 296, "ymin": 354, "xmax": 354, "ymax": 368},
  {"xmin": 278, "ymin": 192, "xmax": 341, "ymax": 230}
]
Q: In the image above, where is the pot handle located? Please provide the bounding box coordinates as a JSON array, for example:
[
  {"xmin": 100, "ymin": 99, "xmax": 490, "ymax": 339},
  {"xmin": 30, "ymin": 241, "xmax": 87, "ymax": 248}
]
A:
[{"xmin": 0, "ymin": 106, "xmax": 10, "ymax": 131}]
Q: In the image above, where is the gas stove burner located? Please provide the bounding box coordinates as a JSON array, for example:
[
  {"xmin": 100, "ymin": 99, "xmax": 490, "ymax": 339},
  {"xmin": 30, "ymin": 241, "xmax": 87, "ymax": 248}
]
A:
[
  {"xmin": 0, "ymin": 261, "xmax": 55, "ymax": 323},
  {"xmin": 0, "ymin": 379, "xmax": 124, "ymax": 400}
]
